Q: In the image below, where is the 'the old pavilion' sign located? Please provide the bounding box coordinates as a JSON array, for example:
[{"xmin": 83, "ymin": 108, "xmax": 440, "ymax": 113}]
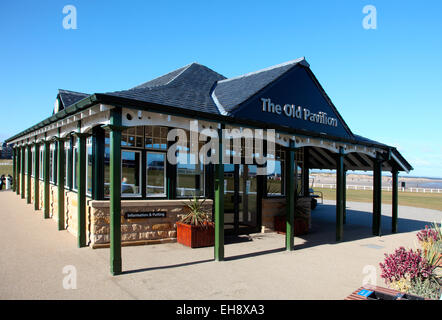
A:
[{"xmin": 261, "ymin": 98, "xmax": 338, "ymax": 127}]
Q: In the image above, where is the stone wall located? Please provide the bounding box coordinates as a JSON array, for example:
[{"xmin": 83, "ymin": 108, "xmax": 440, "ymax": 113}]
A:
[
  {"xmin": 261, "ymin": 197, "xmax": 311, "ymax": 233},
  {"xmin": 65, "ymin": 191, "xmax": 79, "ymax": 237},
  {"xmin": 39, "ymin": 180, "xmax": 44, "ymax": 210},
  {"xmin": 88, "ymin": 199, "xmax": 213, "ymax": 249}
]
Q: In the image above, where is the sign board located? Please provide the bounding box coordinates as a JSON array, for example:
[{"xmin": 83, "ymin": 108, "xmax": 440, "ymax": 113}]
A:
[
  {"xmin": 357, "ymin": 289, "xmax": 373, "ymax": 297},
  {"xmin": 124, "ymin": 211, "xmax": 166, "ymax": 219},
  {"xmin": 230, "ymin": 65, "xmax": 352, "ymax": 139}
]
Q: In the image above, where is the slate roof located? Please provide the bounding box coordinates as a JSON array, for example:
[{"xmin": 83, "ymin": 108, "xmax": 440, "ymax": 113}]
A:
[
  {"xmin": 212, "ymin": 57, "xmax": 309, "ymax": 114},
  {"xmin": 104, "ymin": 63, "xmax": 226, "ymax": 114},
  {"xmin": 58, "ymin": 89, "xmax": 89, "ymax": 109}
]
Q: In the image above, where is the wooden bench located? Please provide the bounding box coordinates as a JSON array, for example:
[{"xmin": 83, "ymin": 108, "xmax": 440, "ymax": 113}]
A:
[{"xmin": 345, "ymin": 285, "xmax": 426, "ymax": 300}]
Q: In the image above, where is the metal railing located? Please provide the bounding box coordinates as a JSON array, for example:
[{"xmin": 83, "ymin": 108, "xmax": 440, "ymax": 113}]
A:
[{"xmin": 313, "ymin": 183, "xmax": 442, "ymax": 194}]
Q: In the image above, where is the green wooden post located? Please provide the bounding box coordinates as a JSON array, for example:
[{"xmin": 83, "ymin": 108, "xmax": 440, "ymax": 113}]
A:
[
  {"xmin": 16, "ymin": 147, "xmax": 20, "ymax": 195},
  {"xmin": 336, "ymin": 147, "xmax": 345, "ymax": 242},
  {"xmin": 392, "ymin": 167, "xmax": 398, "ymax": 234},
  {"xmin": 214, "ymin": 125, "xmax": 225, "ymax": 261},
  {"xmin": 343, "ymin": 168, "xmax": 347, "ymax": 225},
  {"xmin": 43, "ymin": 141, "xmax": 50, "ymax": 218},
  {"xmin": 34, "ymin": 143, "xmax": 40, "ymax": 211},
  {"xmin": 109, "ymin": 109, "xmax": 123, "ymax": 275},
  {"xmin": 286, "ymin": 141, "xmax": 295, "ymax": 251},
  {"xmin": 12, "ymin": 148, "xmax": 16, "ymax": 192},
  {"xmin": 21, "ymin": 146, "xmax": 25, "ymax": 199},
  {"xmin": 75, "ymin": 133, "xmax": 87, "ymax": 247},
  {"xmin": 26, "ymin": 144, "xmax": 32, "ymax": 204},
  {"xmin": 57, "ymin": 138, "xmax": 65, "ymax": 230},
  {"xmin": 372, "ymin": 154, "xmax": 382, "ymax": 236}
]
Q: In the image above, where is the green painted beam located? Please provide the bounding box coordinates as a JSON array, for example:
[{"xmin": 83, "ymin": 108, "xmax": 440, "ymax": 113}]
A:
[
  {"xmin": 109, "ymin": 108, "xmax": 123, "ymax": 275},
  {"xmin": 343, "ymin": 168, "xmax": 347, "ymax": 225},
  {"xmin": 286, "ymin": 141, "xmax": 295, "ymax": 251},
  {"xmin": 33, "ymin": 143, "xmax": 40, "ymax": 211},
  {"xmin": 21, "ymin": 146, "xmax": 25, "ymax": 199},
  {"xmin": 57, "ymin": 139, "xmax": 65, "ymax": 230},
  {"xmin": 12, "ymin": 148, "xmax": 16, "ymax": 192},
  {"xmin": 43, "ymin": 142, "xmax": 50, "ymax": 219},
  {"xmin": 392, "ymin": 167, "xmax": 398, "ymax": 234},
  {"xmin": 372, "ymin": 154, "xmax": 382, "ymax": 236},
  {"xmin": 214, "ymin": 125, "xmax": 225, "ymax": 261},
  {"xmin": 26, "ymin": 145, "xmax": 32, "ymax": 204},
  {"xmin": 15, "ymin": 148, "xmax": 20, "ymax": 195},
  {"xmin": 75, "ymin": 133, "xmax": 87, "ymax": 247},
  {"xmin": 336, "ymin": 147, "xmax": 344, "ymax": 242}
]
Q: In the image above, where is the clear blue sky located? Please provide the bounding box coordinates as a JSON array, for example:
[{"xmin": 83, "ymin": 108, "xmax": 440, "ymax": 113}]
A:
[{"xmin": 1, "ymin": 0, "xmax": 441, "ymax": 178}]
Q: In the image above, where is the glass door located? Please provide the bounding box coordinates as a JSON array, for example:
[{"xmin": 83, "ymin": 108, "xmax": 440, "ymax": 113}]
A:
[
  {"xmin": 238, "ymin": 164, "xmax": 258, "ymax": 232},
  {"xmin": 224, "ymin": 164, "xmax": 260, "ymax": 235},
  {"xmin": 223, "ymin": 164, "xmax": 236, "ymax": 233}
]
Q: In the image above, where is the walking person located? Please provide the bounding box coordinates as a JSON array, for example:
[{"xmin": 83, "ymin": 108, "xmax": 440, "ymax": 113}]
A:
[{"xmin": 0, "ymin": 174, "xmax": 4, "ymax": 190}]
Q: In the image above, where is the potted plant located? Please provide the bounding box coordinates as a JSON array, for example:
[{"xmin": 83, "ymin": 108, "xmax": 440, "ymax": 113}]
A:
[{"xmin": 176, "ymin": 196, "xmax": 214, "ymax": 248}]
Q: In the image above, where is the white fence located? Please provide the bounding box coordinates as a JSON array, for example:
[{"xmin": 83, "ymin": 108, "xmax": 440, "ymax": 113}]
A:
[{"xmin": 314, "ymin": 183, "xmax": 442, "ymax": 194}]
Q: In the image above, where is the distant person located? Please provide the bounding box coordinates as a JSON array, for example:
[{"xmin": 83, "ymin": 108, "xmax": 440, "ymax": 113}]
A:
[
  {"xmin": 7, "ymin": 175, "xmax": 12, "ymax": 189},
  {"xmin": 0, "ymin": 175, "xmax": 4, "ymax": 190}
]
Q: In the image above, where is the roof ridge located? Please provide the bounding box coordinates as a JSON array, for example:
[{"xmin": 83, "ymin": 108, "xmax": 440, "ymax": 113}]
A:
[
  {"xmin": 163, "ymin": 62, "xmax": 195, "ymax": 86},
  {"xmin": 58, "ymin": 89, "xmax": 89, "ymax": 95},
  {"xmin": 218, "ymin": 57, "xmax": 308, "ymax": 84}
]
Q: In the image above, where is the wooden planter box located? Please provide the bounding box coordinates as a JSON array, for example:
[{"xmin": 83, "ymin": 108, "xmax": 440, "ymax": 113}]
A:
[
  {"xmin": 176, "ymin": 222, "xmax": 215, "ymax": 248},
  {"xmin": 274, "ymin": 215, "xmax": 309, "ymax": 236}
]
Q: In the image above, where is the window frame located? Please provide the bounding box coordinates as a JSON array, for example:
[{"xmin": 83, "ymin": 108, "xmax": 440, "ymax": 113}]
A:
[
  {"xmin": 49, "ymin": 143, "xmax": 57, "ymax": 185},
  {"xmin": 120, "ymin": 149, "xmax": 142, "ymax": 198},
  {"xmin": 145, "ymin": 150, "xmax": 167, "ymax": 198}
]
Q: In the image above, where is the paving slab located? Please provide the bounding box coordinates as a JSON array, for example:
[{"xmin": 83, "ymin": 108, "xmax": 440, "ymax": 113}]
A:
[{"xmin": 0, "ymin": 190, "xmax": 440, "ymax": 300}]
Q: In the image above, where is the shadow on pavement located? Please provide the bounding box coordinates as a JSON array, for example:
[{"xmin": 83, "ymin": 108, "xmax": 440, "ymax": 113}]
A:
[{"xmin": 123, "ymin": 203, "xmax": 433, "ymax": 274}]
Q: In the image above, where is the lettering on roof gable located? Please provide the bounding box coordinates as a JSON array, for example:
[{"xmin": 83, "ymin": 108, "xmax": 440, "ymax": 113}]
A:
[
  {"xmin": 261, "ymin": 98, "xmax": 338, "ymax": 127},
  {"xmin": 230, "ymin": 66, "xmax": 352, "ymax": 139}
]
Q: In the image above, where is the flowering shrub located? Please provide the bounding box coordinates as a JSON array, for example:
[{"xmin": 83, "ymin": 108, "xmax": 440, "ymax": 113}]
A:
[
  {"xmin": 417, "ymin": 225, "xmax": 440, "ymax": 252},
  {"xmin": 379, "ymin": 247, "xmax": 433, "ymax": 288},
  {"xmin": 417, "ymin": 225, "xmax": 439, "ymax": 243},
  {"xmin": 379, "ymin": 223, "xmax": 442, "ymax": 299}
]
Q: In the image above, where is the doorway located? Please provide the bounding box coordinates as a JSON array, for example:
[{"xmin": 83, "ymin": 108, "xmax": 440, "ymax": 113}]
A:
[{"xmin": 224, "ymin": 164, "xmax": 261, "ymax": 235}]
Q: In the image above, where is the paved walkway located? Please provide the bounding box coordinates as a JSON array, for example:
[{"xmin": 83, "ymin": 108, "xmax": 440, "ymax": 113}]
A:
[{"xmin": 0, "ymin": 190, "xmax": 440, "ymax": 300}]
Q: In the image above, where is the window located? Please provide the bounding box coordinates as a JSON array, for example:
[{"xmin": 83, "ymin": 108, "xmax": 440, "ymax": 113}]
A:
[
  {"xmin": 146, "ymin": 152, "xmax": 166, "ymax": 197},
  {"xmin": 39, "ymin": 148, "xmax": 44, "ymax": 180},
  {"xmin": 104, "ymin": 126, "xmax": 168, "ymax": 198},
  {"xmin": 49, "ymin": 143, "xmax": 56, "ymax": 184},
  {"xmin": 145, "ymin": 126, "xmax": 168, "ymax": 150},
  {"xmin": 104, "ymin": 145, "xmax": 110, "ymax": 197},
  {"xmin": 31, "ymin": 149, "xmax": 35, "ymax": 177},
  {"xmin": 176, "ymin": 142, "xmax": 204, "ymax": 197},
  {"xmin": 73, "ymin": 138, "xmax": 78, "ymax": 190},
  {"xmin": 86, "ymin": 137, "xmax": 93, "ymax": 196},
  {"xmin": 266, "ymin": 145, "xmax": 285, "ymax": 196},
  {"xmin": 121, "ymin": 150, "xmax": 141, "ymax": 197},
  {"xmin": 65, "ymin": 140, "xmax": 70, "ymax": 188},
  {"xmin": 122, "ymin": 126, "xmax": 143, "ymax": 148}
]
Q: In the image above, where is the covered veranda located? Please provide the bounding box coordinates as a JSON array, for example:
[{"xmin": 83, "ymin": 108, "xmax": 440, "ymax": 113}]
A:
[{"xmin": 6, "ymin": 58, "xmax": 412, "ymax": 276}]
